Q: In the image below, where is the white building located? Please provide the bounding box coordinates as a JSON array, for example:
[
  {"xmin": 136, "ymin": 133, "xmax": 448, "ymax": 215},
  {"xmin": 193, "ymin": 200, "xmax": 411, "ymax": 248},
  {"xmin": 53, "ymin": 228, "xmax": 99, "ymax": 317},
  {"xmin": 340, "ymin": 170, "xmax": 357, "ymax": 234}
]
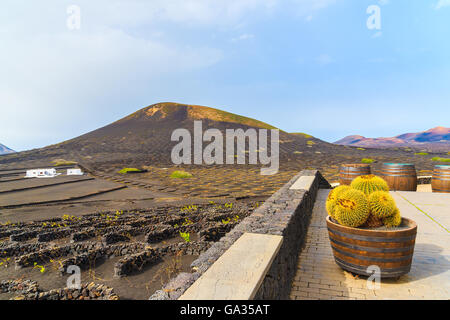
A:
[
  {"xmin": 67, "ymin": 168, "xmax": 83, "ymax": 176},
  {"xmin": 25, "ymin": 168, "xmax": 60, "ymax": 178}
]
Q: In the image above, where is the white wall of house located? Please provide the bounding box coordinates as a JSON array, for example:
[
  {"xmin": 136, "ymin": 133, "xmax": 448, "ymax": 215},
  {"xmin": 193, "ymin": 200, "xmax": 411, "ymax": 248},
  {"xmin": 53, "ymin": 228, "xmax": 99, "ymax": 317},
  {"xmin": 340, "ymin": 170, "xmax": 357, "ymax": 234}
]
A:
[
  {"xmin": 25, "ymin": 169, "xmax": 58, "ymax": 178},
  {"xmin": 67, "ymin": 169, "xmax": 83, "ymax": 175}
]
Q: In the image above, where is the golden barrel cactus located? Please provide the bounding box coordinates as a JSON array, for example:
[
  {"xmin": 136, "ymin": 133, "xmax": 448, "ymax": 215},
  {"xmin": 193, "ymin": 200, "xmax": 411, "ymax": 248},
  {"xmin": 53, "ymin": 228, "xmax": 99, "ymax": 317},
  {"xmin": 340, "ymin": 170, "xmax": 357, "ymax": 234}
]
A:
[
  {"xmin": 368, "ymin": 191, "xmax": 396, "ymax": 219},
  {"xmin": 382, "ymin": 207, "xmax": 402, "ymax": 227},
  {"xmin": 326, "ymin": 185, "xmax": 351, "ymax": 219},
  {"xmin": 351, "ymin": 174, "xmax": 389, "ymax": 195},
  {"xmin": 334, "ymin": 189, "xmax": 370, "ymax": 227}
]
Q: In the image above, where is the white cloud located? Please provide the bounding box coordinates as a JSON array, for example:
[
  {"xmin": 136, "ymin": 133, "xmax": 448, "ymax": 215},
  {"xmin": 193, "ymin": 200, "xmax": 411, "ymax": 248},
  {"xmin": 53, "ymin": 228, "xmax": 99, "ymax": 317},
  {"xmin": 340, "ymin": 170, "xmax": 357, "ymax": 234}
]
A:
[
  {"xmin": 79, "ymin": 0, "xmax": 279, "ymax": 27},
  {"xmin": 231, "ymin": 33, "xmax": 255, "ymax": 42},
  {"xmin": 0, "ymin": 0, "xmax": 338, "ymax": 150},
  {"xmin": 372, "ymin": 31, "xmax": 383, "ymax": 38},
  {"xmin": 316, "ymin": 54, "xmax": 334, "ymax": 65},
  {"xmin": 434, "ymin": 0, "xmax": 450, "ymax": 9},
  {"xmin": 0, "ymin": 26, "xmax": 223, "ymax": 150},
  {"xmin": 290, "ymin": 0, "xmax": 337, "ymax": 16}
]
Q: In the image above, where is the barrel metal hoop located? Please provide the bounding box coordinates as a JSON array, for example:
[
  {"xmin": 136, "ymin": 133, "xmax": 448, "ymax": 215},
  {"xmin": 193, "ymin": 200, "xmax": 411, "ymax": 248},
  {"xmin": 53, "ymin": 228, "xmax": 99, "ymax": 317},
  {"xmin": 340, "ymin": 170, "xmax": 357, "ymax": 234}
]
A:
[
  {"xmin": 340, "ymin": 172, "xmax": 368, "ymax": 176},
  {"xmin": 328, "ymin": 228, "xmax": 416, "ymax": 242},
  {"xmin": 431, "ymin": 188, "xmax": 450, "ymax": 192},
  {"xmin": 380, "ymin": 174, "xmax": 417, "ymax": 177},
  {"xmin": 331, "ymin": 246, "xmax": 413, "ymax": 263},
  {"xmin": 329, "ymin": 237, "xmax": 414, "ymax": 253},
  {"xmin": 334, "ymin": 257, "xmax": 411, "ymax": 277}
]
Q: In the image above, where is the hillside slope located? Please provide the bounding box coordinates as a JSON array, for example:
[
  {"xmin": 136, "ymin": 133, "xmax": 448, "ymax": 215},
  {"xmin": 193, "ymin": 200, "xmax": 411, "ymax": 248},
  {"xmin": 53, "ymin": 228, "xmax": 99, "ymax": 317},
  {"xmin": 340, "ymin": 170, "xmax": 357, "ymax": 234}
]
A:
[
  {"xmin": 0, "ymin": 143, "xmax": 15, "ymax": 155},
  {"xmin": 0, "ymin": 102, "xmax": 339, "ymax": 168}
]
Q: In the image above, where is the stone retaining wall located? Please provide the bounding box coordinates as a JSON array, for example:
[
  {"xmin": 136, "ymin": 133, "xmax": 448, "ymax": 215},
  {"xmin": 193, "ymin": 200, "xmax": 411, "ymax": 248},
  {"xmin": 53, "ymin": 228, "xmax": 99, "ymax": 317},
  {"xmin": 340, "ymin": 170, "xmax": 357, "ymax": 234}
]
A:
[{"xmin": 150, "ymin": 170, "xmax": 330, "ymax": 300}]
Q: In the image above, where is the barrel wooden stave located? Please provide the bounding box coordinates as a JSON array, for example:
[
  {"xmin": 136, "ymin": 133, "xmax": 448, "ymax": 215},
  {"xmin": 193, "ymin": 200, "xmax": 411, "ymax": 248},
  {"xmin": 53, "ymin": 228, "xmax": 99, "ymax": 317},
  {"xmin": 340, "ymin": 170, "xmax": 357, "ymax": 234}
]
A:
[
  {"xmin": 379, "ymin": 163, "xmax": 417, "ymax": 191},
  {"xmin": 432, "ymin": 165, "xmax": 450, "ymax": 193},
  {"xmin": 339, "ymin": 164, "xmax": 371, "ymax": 185},
  {"xmin": 326, "ymin": 216, "xmax": 417, "ymax": 278}
]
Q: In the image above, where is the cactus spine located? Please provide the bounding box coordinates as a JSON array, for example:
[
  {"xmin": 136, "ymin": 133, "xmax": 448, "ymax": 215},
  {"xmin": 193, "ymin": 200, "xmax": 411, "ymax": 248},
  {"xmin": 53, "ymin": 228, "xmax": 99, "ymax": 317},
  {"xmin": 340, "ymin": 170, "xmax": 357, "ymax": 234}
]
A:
[
  {"xmin": 334, "ymin": 189, "xmax": 370, "ymax": 227},
  {"xmin": 351, "ymin": 175, "xmax": 389, "ymax": 195},
  {"xmin": 326, "ymin": 185, "xmax": 351, "ymax": 219},
  {"xmin": 368, "ymin": 191, "xmax": 396, "ymax": 219},
  {"xmin": 382, "ymin": 207, "xmax": 402, "ymax": 227}
]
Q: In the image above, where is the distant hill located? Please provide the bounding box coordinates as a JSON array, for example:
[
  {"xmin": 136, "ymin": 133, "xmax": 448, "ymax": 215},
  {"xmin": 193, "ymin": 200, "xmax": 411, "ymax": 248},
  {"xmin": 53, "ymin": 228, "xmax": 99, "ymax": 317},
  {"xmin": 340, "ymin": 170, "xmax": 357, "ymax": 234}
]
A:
[
  {"xmin": 0, "ymin": 143, "xmax": 15, "ymax": 155},
  {"xmin": 334, "ymin": 127, "xmax": 450, "ymax": 152},
  {"xmin": 0, "ymin": 102, "xmax": 341, "ymax": 168}
]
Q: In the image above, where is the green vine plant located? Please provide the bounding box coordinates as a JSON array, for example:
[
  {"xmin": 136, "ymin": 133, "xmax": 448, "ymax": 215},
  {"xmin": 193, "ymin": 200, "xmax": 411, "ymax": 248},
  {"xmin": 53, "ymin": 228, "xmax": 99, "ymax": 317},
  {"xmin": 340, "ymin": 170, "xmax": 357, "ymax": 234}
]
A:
[
  {"xmin": 179, "ymin": 232, "xmax": 190, "ymax": 243},
  {"xmin": 0, "ymin": 257, "xmax": 11, "ymax": 268},
  {"xmin": 33, "ymin": 262, "xmax": 46, "ymax": 273},
  {"xmin": 224, "ymin": 203, "xmax": 233, "ymax": 209},
  {"xmin": 180, "ymin": 205, "xmax": 198, "ymax": 214}
]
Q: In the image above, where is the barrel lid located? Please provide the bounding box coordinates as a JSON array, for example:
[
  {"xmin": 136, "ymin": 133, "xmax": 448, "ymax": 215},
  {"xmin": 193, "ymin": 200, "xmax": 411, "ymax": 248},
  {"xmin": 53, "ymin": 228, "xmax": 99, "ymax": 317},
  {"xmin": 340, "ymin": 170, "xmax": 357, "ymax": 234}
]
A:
[{"xmin": 383, "ymin": 163, "xmax": 414, "ymax": 166}]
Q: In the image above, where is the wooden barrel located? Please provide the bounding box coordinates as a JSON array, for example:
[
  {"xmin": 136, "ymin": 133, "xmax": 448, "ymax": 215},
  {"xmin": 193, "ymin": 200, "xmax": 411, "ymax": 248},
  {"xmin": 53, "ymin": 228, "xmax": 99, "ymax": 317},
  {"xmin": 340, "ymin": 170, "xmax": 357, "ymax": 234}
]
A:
[
  {"xmin": 326, "ymin": 216, "xmax": 417, "ymax": 278},
  {"xmin": 339, "ymin": 164, "xmax": 371, "ymax": 185},
  {"xmin": 379, "ymin": 163, "xmax": 417, "ymax": 191},
  {"xmin": 432, "ymin": 165, "xmax": 450, "ymax": 193}
]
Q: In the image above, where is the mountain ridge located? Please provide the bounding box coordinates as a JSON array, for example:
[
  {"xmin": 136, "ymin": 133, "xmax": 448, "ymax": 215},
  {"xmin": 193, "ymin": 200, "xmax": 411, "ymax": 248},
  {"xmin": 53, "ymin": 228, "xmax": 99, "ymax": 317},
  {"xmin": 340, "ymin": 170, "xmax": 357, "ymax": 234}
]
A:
[{"xmin": 334, "ymin": 127, "xmax": 450, "ymax": 151}]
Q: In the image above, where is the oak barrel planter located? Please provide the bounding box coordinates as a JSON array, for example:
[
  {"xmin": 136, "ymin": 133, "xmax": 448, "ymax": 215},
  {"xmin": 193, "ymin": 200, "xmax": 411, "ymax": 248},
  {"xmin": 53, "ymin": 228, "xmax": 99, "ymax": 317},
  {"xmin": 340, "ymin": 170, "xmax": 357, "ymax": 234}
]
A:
[
  {"xmin": 339, "ymin": 164, "xmax": 371, "ymax": 185},
  {"xmin": 432, "ymin": 165, "xmax": 450, "ymax": 193},
  {"xmin": 379, "ymin": 163, "xmax": 417, "ymax": 191},
  {"xmin": 326, "ymin": 216, "xmax": 417, "ymax": 278}
]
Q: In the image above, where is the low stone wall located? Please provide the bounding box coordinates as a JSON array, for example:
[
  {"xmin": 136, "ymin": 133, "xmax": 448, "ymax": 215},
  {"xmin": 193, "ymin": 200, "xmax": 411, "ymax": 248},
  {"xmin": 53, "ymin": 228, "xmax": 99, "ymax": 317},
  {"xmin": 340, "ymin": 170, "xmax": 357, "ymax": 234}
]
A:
[
  {"xmin": 3, "ymin": 280, "xmax": 119, "ymax": 300},
  {"xmin": 150, "ymin": 170, "xmax": 330, "ymax": 300}
]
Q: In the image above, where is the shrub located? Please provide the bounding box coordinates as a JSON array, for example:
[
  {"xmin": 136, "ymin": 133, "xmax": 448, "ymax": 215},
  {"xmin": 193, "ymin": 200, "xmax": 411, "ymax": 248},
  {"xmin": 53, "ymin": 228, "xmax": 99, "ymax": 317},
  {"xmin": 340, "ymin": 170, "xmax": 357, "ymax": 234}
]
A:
[
  {"xmin": 361, "ymin": 158, "xmax": 375, "ymax": 164},
  {"xmin": 431, "ymin": 157, "xmax": 450, "ymax": 163},
  {"xmin": 118, "ymin": 168, "xmax": 142, "ymax": 174},
  {"xmin": 52, "ymin": 160, "xmax": 77, "ymax": 166},
  {"xmin": 356, "ymin": 147, "xmax": 366, "ymax": 151},
  {"xmin": 414, "ymin": 152, "xmax": 428, "ymax": 156},
  {"xmin": 170, "ymin": 170, "xmax": 193, "ymax": 179}
]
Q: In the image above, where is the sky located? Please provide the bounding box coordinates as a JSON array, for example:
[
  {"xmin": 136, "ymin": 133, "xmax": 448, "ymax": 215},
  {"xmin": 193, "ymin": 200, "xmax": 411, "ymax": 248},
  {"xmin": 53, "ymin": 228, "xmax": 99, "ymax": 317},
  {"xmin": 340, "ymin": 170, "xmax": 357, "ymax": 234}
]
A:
[{"xmin": 1, "ymin": 0, "xmax": 449, "ymax": 152}]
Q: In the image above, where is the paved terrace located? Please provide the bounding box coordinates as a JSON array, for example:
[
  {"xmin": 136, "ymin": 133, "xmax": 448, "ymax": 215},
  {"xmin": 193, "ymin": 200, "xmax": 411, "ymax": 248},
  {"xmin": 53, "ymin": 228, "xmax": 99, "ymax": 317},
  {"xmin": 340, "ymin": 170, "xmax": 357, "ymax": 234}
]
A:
[{"xmin": 290, "ymin": 189, "xmax": 450, "ymax": 300}]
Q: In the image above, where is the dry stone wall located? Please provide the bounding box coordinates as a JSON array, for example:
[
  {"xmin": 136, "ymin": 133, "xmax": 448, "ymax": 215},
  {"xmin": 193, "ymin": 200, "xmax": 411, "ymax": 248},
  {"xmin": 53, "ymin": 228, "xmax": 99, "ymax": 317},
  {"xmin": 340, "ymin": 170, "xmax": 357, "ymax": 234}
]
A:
[{"xmin": 150, "ymin": 170, "xmax": 330, "ymax": 300}]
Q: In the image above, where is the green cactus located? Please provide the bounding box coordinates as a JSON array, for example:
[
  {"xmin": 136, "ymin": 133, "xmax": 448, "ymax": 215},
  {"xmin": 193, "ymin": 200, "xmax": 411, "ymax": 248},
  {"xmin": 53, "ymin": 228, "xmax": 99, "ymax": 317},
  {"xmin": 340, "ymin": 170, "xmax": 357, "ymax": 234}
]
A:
[
  {"xmin": 382, "ymin": 207, "xmax": 402, "ymax": 227},
  {"xmin": 326, "ymin": 185, "xmax": 351, "ymax": 219},
  {"xmin": 368, "ymin": 191, "xmax": 396, "ymax": 219},
  {"xmin": 334, "ymin": 189, "xmax": 370, "ymax": 227},
  {"xmin": 351, "ymin": 174, "xmax": 389, "ymax": 195}
]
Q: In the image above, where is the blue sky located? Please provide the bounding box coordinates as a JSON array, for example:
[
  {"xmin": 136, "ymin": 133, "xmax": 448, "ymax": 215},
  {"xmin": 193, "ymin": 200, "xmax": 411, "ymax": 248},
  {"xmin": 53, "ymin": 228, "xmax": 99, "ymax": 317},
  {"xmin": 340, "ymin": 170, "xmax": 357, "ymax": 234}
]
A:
[{"xmin": 1, "ymin": 0, "xmax": 449, "ymax": 151}]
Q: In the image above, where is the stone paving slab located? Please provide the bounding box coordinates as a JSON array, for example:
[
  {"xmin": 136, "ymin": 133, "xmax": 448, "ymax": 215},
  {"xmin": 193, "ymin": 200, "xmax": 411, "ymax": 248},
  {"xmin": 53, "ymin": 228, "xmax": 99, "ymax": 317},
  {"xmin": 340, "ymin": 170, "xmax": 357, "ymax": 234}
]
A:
[
  {"xmin": 289, "ymin": 176, "xmax": 315, "ymax": 190},
  {"xmin": 290, "ymin": 189, "xmax": 450, "ymax": 300},
  {"xmin": 180, "ymin": 233, "xmax": 283, "ymax": 300}
]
